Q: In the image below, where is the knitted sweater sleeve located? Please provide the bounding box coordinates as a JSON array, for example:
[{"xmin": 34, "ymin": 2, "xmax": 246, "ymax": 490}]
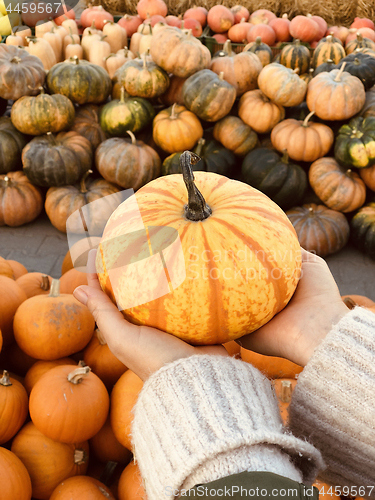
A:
[
  {"xmin": 288, "ymin": 306, "xmax": 375, "ymax": 496},
  {"xmin": 131, "ymin": 354, "xmax": 324, "ymax": 500}
]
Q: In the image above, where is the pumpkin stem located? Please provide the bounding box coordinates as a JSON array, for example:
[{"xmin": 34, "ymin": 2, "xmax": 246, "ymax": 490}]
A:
[
  {"xmin": 74, "ymin": 449, "xmax": 88, "ymax": 465},
  {"xmin": 195, "ymin": 138, "xmax": 205, "ymax": 157},
  {"xmin": 218, "ymin": 71, "xmax": 225, "ymax": 80},
  {"xmin": 78, "ymin": 360, "xmax": 87, "ymax": 367},
  {"xmin": 126, "ymin": 130, "xmax": 137, "ymax": 145},
  {"xmin": 280, "ymin": 380, "xmax": 292, "ymax": 403},
  {"xmin": 96, "ymin": 329, "xmax": 107, "ymax": 345},
  {"xmin": 10, "ymin": 56, "xmax": 22, "ymax": 63},
  {"xmin": 69, "ymin": 34, "xmax": 76, "ymax": 45},
  {"xmin": 71, "ymin": 55, "xmax": 80, "ymax": 65},
  {"xmin": 49, "ymin": 278, "xmax": 60, "ymax": 297},
  {"xmin": 343, "ymin": 297, "xmax": 357, "ymax": 309},
  {"xmin": 281, "ymin": 149, "xmax": 289, "ymax": 163},
  {"xmin": 119, "ymin": 86, "xmax": 126, "ymax": 103},
  {"xmin": 46, "ymin": 131, "xmax": 57, "ymax": 145},
  {"xmin": 326, "ymin": 34, "xmax": 333, "ymax": 42},
  {"xmin": 142, "ymin": 52, "xmax": 147, "ymax": 69},
  {"xmin": 334, "ymin": 62, "xmax": 346, "ymax": 81},
  {"xmin": 170, "ymin": 102, "xmax": 178, "ymax": 119},
  {"xmin": 0, "ymin": 370, "xmax": 12, "ymax": 387},
  {"xmin": 38, "ymin": 86, "xmax": 44, "ymax": 95},
  {"xmin": 181, "ymin": 151, "xmax": 212, "ymax": 222},
  {"xmin": 80, "ymin": 170, "xmax": 93, "ymax": 194},
  {"xmin": 41, "ymin": 275, "xmax": 50, "ymax": 291},
  {"xmin": 67, "ymin": 365, "xmax": 91, "ymax": 384},
  {"xmin": 302, "ymin": 110, "xmax": 315, "ymax": 127},
  {"xmin": 282, "ymin": 13, "xmax": 288, "ymax": 18},
  {"xmin": 223, "ymin": 39, "xmax": 232, "ymax": 56},
  {"xmin": 293, "ymin": 67, "xmax": 300, "ymax": 74},
  {"xmin": 2, "ymin": 176, "xmax": 10, "ymax": 186}
]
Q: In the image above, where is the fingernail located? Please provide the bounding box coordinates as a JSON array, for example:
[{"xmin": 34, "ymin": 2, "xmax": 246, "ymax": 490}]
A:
[
  {"xmin": 73, "ymin": 287, "xmax": 88, "ymax": 305},
  {"xmin": 87, "ymin": 249, "xmax": 97, "ymax": 274}
]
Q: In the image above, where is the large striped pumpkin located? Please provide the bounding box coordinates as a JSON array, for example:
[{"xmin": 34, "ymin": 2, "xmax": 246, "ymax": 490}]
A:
[
  {"xmin": 96, "ymin": 151, "xmax": 302, "ymax": 345},
  {"xmin": 280, "ymin": 39, "xmax": 311, "ymax": 74},
  {"xmin": 312, "ymin": 35, "xmax": 345, "ymax": 68}
]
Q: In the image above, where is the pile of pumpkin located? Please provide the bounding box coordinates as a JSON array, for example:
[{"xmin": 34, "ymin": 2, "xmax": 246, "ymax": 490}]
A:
[
  {"xmin": 0, "ymin": 0, "xmax": 375, "ymax": 261},
  {"xmin": 0, "ymin": 251, "xmax": 374, "ymax": 499}
]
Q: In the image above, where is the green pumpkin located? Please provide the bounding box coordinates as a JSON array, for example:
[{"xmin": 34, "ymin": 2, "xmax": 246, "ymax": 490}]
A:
[
  {"xmin": 10, "ymin": 89, "xmax": 75, "ymax": 136},
  {"xmin": 280, "ymin": 39, "xmax": 311, "ymax": 75},
  {"xmin": 161, "ymin": 138, "xmax": 236, "ymax": 176},
  {"xmin": 22, "ymin": 131, "xmax": 93, "ymax": 187},
  {"xmin": 336, "ymin": 53, "xmax": 375, "ymax": 90},
  {"xmin": 99, "ymin": 88, "xmax": 155, "ymax": 137},
  {"xmin": 46, "ymin": 57, "xmax": 112, "ymax": 105},
  {"xmin": 246, "ymin": 37, "xmax": 272, "ymax": 66},
  {"xmin": 182, "ymin": 69, "xmax": 236, "ymax": 122},
  {"xmin": 312, "ymin": 59, "xmax": 335, "ymax": 77},
  {"xmin": 350, "ymin": 202, "xmax": 375, "ymax": 259},
  {"xmin": 114, "ymin": 55, "xmax": 170, "ymax": 99},
  {"xmin": 0, "ymin": 117, "xmax": 28, "ymax": 175},
  {"xmin": 241, "ymin": 147, "xmax": 307, "ymax": 210},
  {"xmin": 335, "ymin": 116, "xmax": 375, "ymax": 168}
]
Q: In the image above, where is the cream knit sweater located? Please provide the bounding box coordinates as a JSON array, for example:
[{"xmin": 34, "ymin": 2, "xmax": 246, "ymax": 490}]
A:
[{"xmin": 131, "ymin": 307, "xmax": 375, "ymax": 499}]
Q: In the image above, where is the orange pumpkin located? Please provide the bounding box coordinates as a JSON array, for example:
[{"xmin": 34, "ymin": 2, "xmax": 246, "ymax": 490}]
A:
[
  {"xmin": 270, "ymin": 110, "xmax": 334, "ymax": 162},
  {"xmin": 258, "ymin": 63, "xmax": 307, "ymax": 107},
  {"xmin": 83, "ymin": 329, "xmax": 128, "ymax": 390},
  {"xmin": 50, "ymin": 476, "xmax": 116, "ymax": 499},
  {"xmin": 96, "ymin": 157, "xmax": 302, "ymax": 345},
  {"xmin": 0, "ymin": 370, "xmax": 28, "ymax": 444},
  {"xmin": 272, "ymin": 378, "xmax": 297, "ymax": 425},
  {"xmin": 0, "ymin": 447, "xmax": 32, "ymax": 500},
  {"xmin": 360, "ymin": 164, "xmax": 375, "ymax": 191},
  {"xmin": 29, "ymin": 364, "xmax": 109, "ymax": 443},
  {"xmin": 118, "ymin": 461, "xmax": 146, "ymax": 500},
  {"xmin": 13, "ymin": 279, "xmax": 95, "ymax": 360},
  {"xmin": 16, "ymin": 272, "xmax": 52, "ymax": 298},
  {"xmin": 90, "ymin": 415, "xmax": 132, "ymax": 464},
  {"xmin": 240, "ymin": 348, "xmax": 303, "ymax": 379},
  {"xmin": 111, "ymin": 370, "xmax": 144, "ymax": 450},
  {"xmin": 11, "ymin": 422, "xmax": 89, "ymax": 500},
  {"xmin": 59, "ymin": 268, "xmax": 88, "ymax": 294},
  {"xmin": 223, "ymin": 340, "xmax": 241, "ymax": 357},
  {"xmin": 24, "ymin": 357, "xmax": 76, "ymax": 395},
  {"xmin": 306, "ymin": 63, "xmax": 366, "ymax": 120},
  {"xmin": 61, "ymin": 236, "xmax": 102, "ymax": 275},
  {"xmin": 0, "ymin": 256, "xmax": 14, "ymax": 279},
  {"xmin": 7, "ymin": 260, "xmax": 27, "ymax": 279},
  {"xmin": 0, "ymin": 328, "xmax": 2, "ymax": 354},
  {"xmin": 309, "ymin": 157, "xmax": 367, "ymax": 213},
  {"xmin": 0, "ymin": 276, "xmax": 27, "ymax": 346}
]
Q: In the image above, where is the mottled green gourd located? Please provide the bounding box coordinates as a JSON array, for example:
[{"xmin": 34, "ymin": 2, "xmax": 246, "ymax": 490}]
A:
[
  {"xmin": 10, "ymin": 87, "xmax": 75, "ymax": 136},
  {"xmin": 0, "ymin": 117, "xmax": 28, "ymax": 174},
  {"xmin": 350, "ymin": 203, "xmax": 375, "ymax": 260},
  {"xmin": 99, "ymin": 87, "xmax": 155, "ymax": 136},
  {"xmin": 335, "ymin": 116, "xmax": 375, "ymax": 168},
  {"xmin": 46, "ymin": 56, "xmax": 112, "ymax": 105}
]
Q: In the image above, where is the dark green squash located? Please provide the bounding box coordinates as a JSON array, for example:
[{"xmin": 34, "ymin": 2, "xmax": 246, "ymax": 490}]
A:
[
  {"xmin": 312, "ymin": 59, "xmax": 336, "ymax": 77},
  {"xmin": 161, "ymin": 138, "xmax": 236, "ymax": 176},
  {"xmin": 0, "ymin": 98, "xmax": 6, "ymax": 117},
  {"xmin": 46, "ymin": 56, "xmax": 112, "ymax": 105},
  {"xmin": 99, "ymin": 88, "xmax": 155, "ymax": 137},
  {"xmin": 241, "ymin": 147, "xmax": 307, "ymax": 210},
  {"xmin": 346, "ymin": 33, "xmax": 375, "ymax": 55},
  {"xmin": 359, "ymin": 90, "xmax": 375, "ymax": 118},
  {"xmin": 182, "ymin": 69, "xmax": 236, "ymax": 122},
  {"xmin": 71, "ymin": 104, "xmax": 107, "ymax": 151},
  {"xmin": 350, "ymin": 202, "xmax": 375, "ymax": 259},
  {"xmin": 335, "ymin": 116, "xmax": 375, "ymax": 168},
  {"xmin": 10, "ymin": 88, "xmax": 75, "ymax": 136},
  {"xmin": 280, "ymin": 39, "xmax": 311, "ymax": 75},
  {"xmin": 22, "ymin": 131, "xmax": 93, "ymax": 187},
  {"xmin": 0, "ymin": 117, "xmax": 28, "ymax": 175},
  {"xmin": 245, "ymin": 37, "xmax": 272, "ymax": 67},
  {"xmin": 335, "ymin": 53, "xmax": 375, "ymax": 90}
]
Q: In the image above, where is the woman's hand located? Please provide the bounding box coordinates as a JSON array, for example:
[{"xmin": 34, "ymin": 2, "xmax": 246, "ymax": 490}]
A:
[
  {"xmin": 73, "ymin": 250, "xmax": 228, "ymax": 381},
  {"xmin": 236, "ymin": 248, "xmax": 349, "ymax": 367}
]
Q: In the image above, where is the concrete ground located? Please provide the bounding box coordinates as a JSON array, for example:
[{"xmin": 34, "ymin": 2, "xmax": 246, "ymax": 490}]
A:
[{"xmin": 0, "ymin": 213, "xmax": 374, "ymax": 300}]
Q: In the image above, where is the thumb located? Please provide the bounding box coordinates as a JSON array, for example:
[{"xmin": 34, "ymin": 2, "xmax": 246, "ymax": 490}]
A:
[{"xmin": 73, "ymin": 285, "xmax": 135, "ymax": 340}]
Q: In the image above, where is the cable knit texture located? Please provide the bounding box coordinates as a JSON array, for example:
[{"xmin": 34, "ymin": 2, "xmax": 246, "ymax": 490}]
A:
[
  {"xmin": 289, "ymin": 306, "xmax": 375, "ymax": 497},
  {"xmin": 131, "ymin": 355, "xmax": 324, "ymax": 500}
]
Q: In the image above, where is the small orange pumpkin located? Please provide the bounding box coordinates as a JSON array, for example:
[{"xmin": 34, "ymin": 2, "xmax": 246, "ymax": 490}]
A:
[
  {"xmin": 6, "ymin": 260, "xmax": 27, "ymax": 279},
  {"xmin": 240, "ymin": 348, "xmax": 303, "ymax": 379},
  {"xmin": 24, "ymin": 357, "xmax": 76, "ymax": 395},
  {"xmin": 29, "ymin": 364, "xmax": 109, "ymax": 443},
  {"xmin": 16, "ymin": 273, "xmax": 53, "ymax": 298},
  {"xmin": 258, "ymin": 63, "xmax": 307, "ymax": 107},
  {"xmin": 0, "ymin": 276, "xmax": 27, "ymax": 346},
  {"xmin": 118, "ymin": 461, "xmax": 146, "ymax": 500},
  {"xmin": 0, "ymin": 370, "xmax": 28, "ymax": 444},
  {"xmin": 50, "ymin": 476, "xmax": 116, "ymax": 499},
  {"xmin": 0, "ymin": 256, "xmax": 13, "ymax": 279},
  {"xmin": 110, "ymin": 370, "xmax": 144, "ymax": 451},
  {"xmin": 11, "ymin": 422, "xmax": 89, "ymax": 500},
  {"xmin": 0, "ymin": 447, "xmax": 32, "ymax": 500},
  {"xmin": 89, "ymin": 415, "xmax": 133, "ymax": 464},
  {"xmin": 360, "ymin": 164, "xmax": 375, "ymax": 191}
]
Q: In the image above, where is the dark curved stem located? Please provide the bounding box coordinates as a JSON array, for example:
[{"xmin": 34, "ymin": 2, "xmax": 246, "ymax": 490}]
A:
[{"xmin": 181, "ymin": 151, "xmax": 212, "ymax": 222}]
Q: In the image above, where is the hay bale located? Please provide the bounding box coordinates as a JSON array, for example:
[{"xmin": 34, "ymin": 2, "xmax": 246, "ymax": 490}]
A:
[{"xmin": 356, "ymin": 0, "xmax": 375, "ymax": 22}]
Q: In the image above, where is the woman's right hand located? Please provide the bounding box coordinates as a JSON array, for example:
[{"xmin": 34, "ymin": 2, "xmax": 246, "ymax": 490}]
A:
[{"xmin": 237, "ymin": 249, "xmax": 349, "ymax": 367}]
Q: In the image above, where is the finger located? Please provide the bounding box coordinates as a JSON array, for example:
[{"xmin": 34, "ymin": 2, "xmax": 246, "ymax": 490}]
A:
[
  {"xmin": 86, "ymin": 249, "xmax": 102, "ymax": 291},
  {"xmin": 301, "ymin": 247, "xmax": 322, "ymax": 264}
]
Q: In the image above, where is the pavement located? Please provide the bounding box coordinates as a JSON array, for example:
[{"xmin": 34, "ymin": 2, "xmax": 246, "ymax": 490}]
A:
[{"xmin": 0, "ymin": 213, "xmax": 374, "ymax": 300}]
